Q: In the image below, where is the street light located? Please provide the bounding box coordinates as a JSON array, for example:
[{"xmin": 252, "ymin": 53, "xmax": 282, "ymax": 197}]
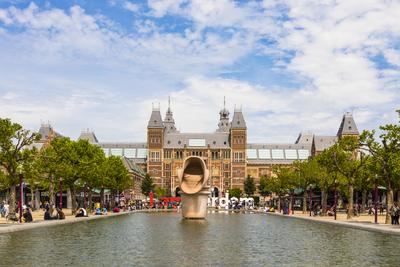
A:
[
  {"xmin": 334, "ymin": 177, "xmax": 337, "ymax": 221},
  {"xmin": 16, "ymin": 165, "xmax": 23, "ymax": 223},
  {"xmin": 59, "ymin": 177, "xmax": 63, "ymax": 210},
  {"xmin": 374, "ymin": 174, "xmax": 378, "ymax": 224}
]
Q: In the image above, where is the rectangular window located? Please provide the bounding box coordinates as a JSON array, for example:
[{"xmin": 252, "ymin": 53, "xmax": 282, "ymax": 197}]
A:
[
  {"xmin": 164, "ymin": 150, "xmax": 171, "ymax": 159},
  {"xmin": 188, "ymin": 139, "xmax": 206, "ymax": 147},
  {"xmin": 110, "ymin": 148, "xmax": 123, "ymax": 156},
  {"xmin": 102, "ymin": 148, "xmax": 109, "ymax": 157},
  {"xmin": 137, "ymin": 148, "xmax": 148, "ymax": 158},
  {"xmin": 285, "ymin": 149, "xmax": 298, "ymax": 160},
  {"xmin": 271, "ymin": 149, "xmax": 284, "ymax": 159},
  {"xmin": 246, "ymin": 149, "xmax": 257, "ymax": 159},
  {"xmin": 258, "ymin": 149, "xmax": 270, "ymax": 159},
  {"xmin": 298, "ymin": 149, "xmax": 310, "ymax": 159},
  {"xmin": 124, "ymin": 148, "xmax": 136, "ymax": 158}
]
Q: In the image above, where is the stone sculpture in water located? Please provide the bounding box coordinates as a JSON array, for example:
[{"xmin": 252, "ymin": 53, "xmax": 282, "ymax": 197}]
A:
[{"xmin": 178, "ymin": 156, "xmax": 210, "ymax": 219}]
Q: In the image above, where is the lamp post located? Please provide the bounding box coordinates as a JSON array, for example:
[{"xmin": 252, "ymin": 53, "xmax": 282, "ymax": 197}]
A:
[
  {"xmin": 59, "ymin": 177, "xmax": 63, "ymax": 210},
  {"xmin": 374, "ymin": 174, "xmax": 378, "ymax": 224},
  {"xmin": 309, "ymin": 185, "xmax": 313, "ymax": 217},
  {"xmin": 19, "ymin": 173, "xmax": 23, "ymax": 223},
  {"xmin": 334, "ymin": 178, "xmax": 337, "ymax": 221}
]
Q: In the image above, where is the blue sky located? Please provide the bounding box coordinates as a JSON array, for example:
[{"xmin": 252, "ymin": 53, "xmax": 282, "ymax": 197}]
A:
[{"xmin": 0, "ymin": 0, "xmax": 399, "ymax": 142}]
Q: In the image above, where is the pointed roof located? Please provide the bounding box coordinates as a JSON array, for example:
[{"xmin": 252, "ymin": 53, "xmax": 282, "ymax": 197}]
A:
[
  {"xmin": 164, "ymin": 97, "xmax": 177, "ymax": 133},
  {"xmin": 217, "ymin": 97, "xmax": 230, "ymax": 132},
  {"xmin": 295, "ymin": 132, "xmax": 314, "ymax": 144},
  {"xmin": 231, "ymin": 107, "xmax": 246, "ymax": 129},
  {"xmin": 37, "ymin": 123, "xmax": 61, "ymax": 142},
  {"xmin": 337, "ymin": 112, "xmax": 359, "ymax": 136},
  {"xmin": 78, "ymin": 129, "xmax": 99, "ymax": 144},
  {"xmin": 148, "ymin": 106, "xmax": 163, "ymax": 128}
]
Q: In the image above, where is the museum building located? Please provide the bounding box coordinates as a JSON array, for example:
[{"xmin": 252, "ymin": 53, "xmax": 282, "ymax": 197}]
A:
[{"xmin": 82, "ymin": 100, "xmax": 360, "ymax": 197}]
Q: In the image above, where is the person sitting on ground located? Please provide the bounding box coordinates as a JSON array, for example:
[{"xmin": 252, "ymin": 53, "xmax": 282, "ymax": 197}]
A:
[
  {"xmin": 113, "ymin": 206, "xmax": 120, "ymax": 213},
  {"xmin": 94, "ymin": 208, "xmax": 102, "ymax": 215},
  {"xmin": 75, "ymin": 208, "xmax": 88, "ymax": 218},
  {"xmin": 44, "ymin": 208, "xmax": 54, "ymax": 220},
  {"xmin": 23, "ymin": 207, "xmax": 33, "ymax": 223},
  {"xmin": 102, "ymin": 208, "xmax": 108, "ymax": 215},
  {"xmin": 57, "ymin": 208, "xmax": 65, "ymax": 220}
]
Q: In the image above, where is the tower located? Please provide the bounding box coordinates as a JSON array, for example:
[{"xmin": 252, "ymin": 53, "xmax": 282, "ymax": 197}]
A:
[
  {"xmin": 230, "ymin": 106, "xmax": 247, "ymax": 191},
  {"xmin": 337, "ymin": 112, "xmax": 359, "ymax": 138},
  {"xmin": 163, "ymin": 97, "xmax": 177, "ymax": 134},
  {"xmin": 217, "ymin": 97, "xmax": 230, "ymax": 132},
  {"xmin": 147, "ymin": 104, "xmax": 164, "ymax": 189}
]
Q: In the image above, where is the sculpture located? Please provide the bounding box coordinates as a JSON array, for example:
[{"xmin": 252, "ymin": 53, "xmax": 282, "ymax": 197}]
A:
[{"xmin": 178, "ymin": 156, "xmax": 210, "ymax": 219}]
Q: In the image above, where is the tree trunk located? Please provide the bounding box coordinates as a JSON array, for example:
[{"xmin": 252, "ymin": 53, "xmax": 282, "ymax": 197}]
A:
[
  {"xmin": 49, "ymin": 175, "xmax": 55, "ymax": 215},
  {"xmin": 321, "ymin": 189, "xmax": 328, "ymax": 216},
  {"xmin": 100, "ymin": 188, "xmax": 105, "ymax": 209},
  {"xmin": 385, "ymin": 187, "xmax": 394, "ymax": 224},
  {"xmin": 361, "ymin": 189, "xmax": 367, "ymax": 214},
  {"xmin": 70, "ymin": 185, "xmax": 77, "ymax": 215},
  {"xmin": 8, "ymin": 184, "xmax": 17, "ymax": 220},
  {"xmin": 67, "ymin": 188, "xmax": 72, "ymax": 209},
  {"xmin": 302, "ymin": 191, "xmax": 307, "ymax": 214},
  {"xmin": 277, "ymin": 196, "xmax": 281, "ymax": 212},
  {"xmin": 347, "ymin": 184, "xmax": 354, "ymax": 220},
  {"xmin": 35, "ymin": 189, "xmax": 40, "ymax": 210},
  {"xmin": 88, "ymin": 189, "xmax": 93, "ymax": 212},
  {"xmin": 397, "ymin": 190, "xmax": 400, "ymax": 204},
  {"xmin": 30, "ymin": 186, "xmax": 35, "ymax": 210}
]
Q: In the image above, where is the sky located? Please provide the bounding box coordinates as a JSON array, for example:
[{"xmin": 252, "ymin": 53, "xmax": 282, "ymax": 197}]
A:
[{"xmin": 0, "ymin": 0, "xmax": 399, "ymax": 143}]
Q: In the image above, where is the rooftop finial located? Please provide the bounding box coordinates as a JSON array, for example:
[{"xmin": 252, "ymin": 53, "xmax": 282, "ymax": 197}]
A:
[
  {"xmin": 168, "ymin": 96, "xmax": 171, "ymax": 110},
  {"xmin": 223, "ymin": 96, "xmax": 226, "ymax": 109}
]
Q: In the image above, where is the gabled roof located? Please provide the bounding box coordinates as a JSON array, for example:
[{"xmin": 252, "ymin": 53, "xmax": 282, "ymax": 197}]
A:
[
  {"xmin": 231, "ymin": 109, "xmax": 246, "ymax": 129},
  {"xmin": 148, "ymin": 108, "xmax": 163, "ymax": 128},
  {"xmin": 37, "ymin": 123, "xmax": 61, "ymax": 142},
  {"xmin": 295, "ymin": 132, "xmax": 314, "ymax": 144},
  {"xmin": 78, "ymin": 130, "xmax": 99, "ymax": 144},
  {"xmin": 313, "ymin": 135, "xmax": 337, "ymax": 152},
  {"xmin": 337, "ymin": 113, "xmax": 359, "ymax": 136}
]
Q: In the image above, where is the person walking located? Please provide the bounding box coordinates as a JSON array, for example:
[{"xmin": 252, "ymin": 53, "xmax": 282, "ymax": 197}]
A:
[
  {"xmin": 394, "ymin": 203, "xmax": 400, "ymax": 225},
  {"xmin": 390, "ymin": 203, "xmax": 398, "ymax": 225}
]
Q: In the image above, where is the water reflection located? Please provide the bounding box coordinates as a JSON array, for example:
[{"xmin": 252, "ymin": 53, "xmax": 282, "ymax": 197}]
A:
[{"xmin": 0, "ymin": 213, "xmax": 399, "ymax": 266}]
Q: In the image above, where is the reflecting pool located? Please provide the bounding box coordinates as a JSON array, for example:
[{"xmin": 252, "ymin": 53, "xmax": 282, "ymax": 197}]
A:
[{"xmin": 0, "ymin": 212, "xmax": 399, "ymax": 266}]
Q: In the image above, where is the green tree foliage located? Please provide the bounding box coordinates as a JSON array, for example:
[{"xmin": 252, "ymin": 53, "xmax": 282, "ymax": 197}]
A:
[
  {"xmin": 141, "ymin": 173, "xmax": 154, "ymax": 197},
  {"xmin": 154, "ymin": 186, "xmax": 166, "ymax": 198},
  {"xmin": 229, "ymin": 188, "xmax": 242, "ymax": 199},
  {"xmin": 360, "ymin": 112, "xmax": 400, "ymax": 223},
  {"xmin": 0, "ymin": 118, "xmax": 40, "ymax": 219},
  {"xmin": 258, "ymin": 176, "xmax": 270, "ymax": 197},
  {"xmin": 327, "ymin": 136, "xmax": 366, "ymax": 219},
  {"xmin": 244, "ymin": 175, "xmax": 256, "ymax": 197}
]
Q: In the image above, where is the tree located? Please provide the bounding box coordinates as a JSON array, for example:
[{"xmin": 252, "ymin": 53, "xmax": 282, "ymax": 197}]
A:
[
  {"xmin": 154, "ymin": 186, "xmax": 166, "ymax": 198},
  {"xmin": 258, "ymin": 176, "xmax": 270, "ymax": 197},
  {"xmin": 229, "ymin": 188, "xmax": 242, "ymax": 199},
  {"xmin": 0, "ymin": 118, "xmax": 40, "ymax": 220},
  {"xmin": 329, "ymin": 136, "xmax": 366, "ymax": 219},
  {"xmin": 265, "ymin": 167, "xmax": 296, "ymax": 211},
  {"xmin": 293, "ymin": 160, "xmax": 318, "ymax": 214},
  {"xmin": 141, "ymin": 173, "xmax": 154, "ymax": 197},
  {"xmin": 361, "ymin": 113, "xmax": 400, "ymax": 223},
  {"xmin": 244, "ymin": 175, "xmax": 256, "ymax": 197}
]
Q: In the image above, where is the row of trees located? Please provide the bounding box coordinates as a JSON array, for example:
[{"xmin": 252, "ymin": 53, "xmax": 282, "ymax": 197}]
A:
[
  {"xmin": 257, "ymin": 111, "xmax": 400, "ymax": 223},
  {"xmin": 0, "ymin": 118, "xmax": 132, "ymax": 219}
]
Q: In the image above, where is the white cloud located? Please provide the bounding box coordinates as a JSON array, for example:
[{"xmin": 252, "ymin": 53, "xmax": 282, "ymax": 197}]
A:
[
  {"xmin": 0, "ymin": 1, "xmax": 399, "ymax": 143},
  {"xmin": 123, "ymin": 1, "xmax": 139, "ymax": 13}
]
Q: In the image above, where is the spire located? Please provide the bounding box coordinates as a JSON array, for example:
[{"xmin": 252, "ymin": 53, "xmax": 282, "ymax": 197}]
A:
[
  {"xmin": 337, "ymin": 112, "xmax": 359, "ymax": 137},
  {"xmin": 217, "ymin": 97, "xmax": 230, "ymax": 132},
  {"xmin": 164, "ymin": 96, "xmax": 177, "ymax": 133},
  {"xmin": 231, "ymin": 106, "xmax": 246, "ymax": 129}
]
